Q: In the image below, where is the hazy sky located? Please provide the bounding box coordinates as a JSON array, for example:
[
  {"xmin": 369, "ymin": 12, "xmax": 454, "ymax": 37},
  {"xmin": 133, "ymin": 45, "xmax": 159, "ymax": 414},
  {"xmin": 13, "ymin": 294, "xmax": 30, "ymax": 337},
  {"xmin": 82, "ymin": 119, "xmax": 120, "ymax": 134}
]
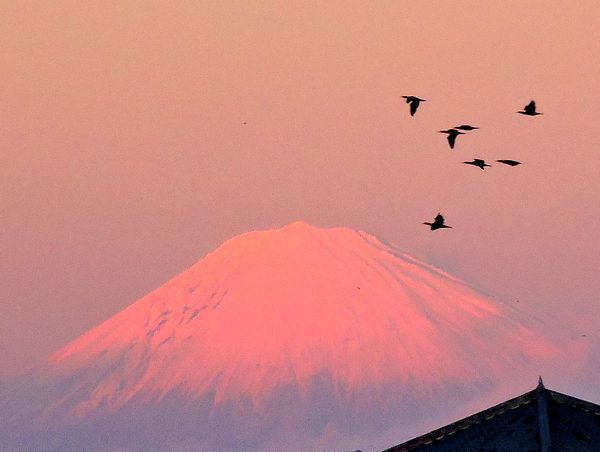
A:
[{"xmin": 2, "ymin": 1, "xmax": 600, "ymax": 376}]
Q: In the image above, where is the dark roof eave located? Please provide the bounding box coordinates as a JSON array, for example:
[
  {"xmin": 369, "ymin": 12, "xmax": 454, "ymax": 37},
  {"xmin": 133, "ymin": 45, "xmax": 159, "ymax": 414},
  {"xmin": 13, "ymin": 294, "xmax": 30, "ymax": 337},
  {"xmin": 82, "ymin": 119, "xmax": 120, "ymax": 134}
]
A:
[
  {"xmin": 383, "ymin": 384, "xmax": 600, "ymax": 452},
  {"xmin": 383, "ymin": 389, "xmax": 538, "ymax": 451}
]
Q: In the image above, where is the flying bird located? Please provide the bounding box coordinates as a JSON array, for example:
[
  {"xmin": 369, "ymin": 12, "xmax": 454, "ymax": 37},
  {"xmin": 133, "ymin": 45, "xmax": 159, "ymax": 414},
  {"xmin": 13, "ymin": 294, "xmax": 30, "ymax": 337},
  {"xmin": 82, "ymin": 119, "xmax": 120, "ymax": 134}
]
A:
[
  {"xmin": 463, "ymin": 158, "xmax": 491, "ymax": 170},
  {"xmin": 402, "ymin": 96, "xmax": 426, "ymax": 116},
  {"xmin": 423, "ymin": 213, "xmax": 452, "ymax": 230},
  {"xmin": 496, "ymin": 159, "xmax": 522, "ymax": 166},
  {"xmin": 439, "ymin": 129, "xmax": 464, "ymax": 149},
  {"xmin": 517, "ymin": 100, "xmax": 543, "ymax": 116},
  {"xmin": 455, "ymin": 125, "xmax": 479, "ymax": 131}
]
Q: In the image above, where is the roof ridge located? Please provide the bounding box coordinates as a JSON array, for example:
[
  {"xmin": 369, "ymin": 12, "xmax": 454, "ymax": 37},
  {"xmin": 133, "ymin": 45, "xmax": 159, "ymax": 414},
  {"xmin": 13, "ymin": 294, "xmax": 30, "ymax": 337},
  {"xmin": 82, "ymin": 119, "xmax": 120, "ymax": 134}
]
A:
[
  {"xmin": 547, "ymin": 389, "xmax": 600, "ymax": 413},
  {"xmin": 383, "ymin": 388, "xmax": 538, "ymax": 451},
  {"xmin": 536, "ymin": 378, "xmax": 551, "ymax": 451},
  {"xmin": 383, "ymin": 382, "xmax": 600, "ymax": 451}
]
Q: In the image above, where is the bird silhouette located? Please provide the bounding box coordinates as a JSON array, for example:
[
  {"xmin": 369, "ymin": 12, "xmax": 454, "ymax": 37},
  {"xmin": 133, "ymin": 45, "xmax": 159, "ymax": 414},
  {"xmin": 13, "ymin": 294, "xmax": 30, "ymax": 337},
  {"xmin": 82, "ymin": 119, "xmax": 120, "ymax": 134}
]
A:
[
  {"xmin": 423, "ymin": 213, "xmax": 452, "ymax": 230},
  {"xmin": 455, "ymin": 124, "xmax": 479, "ymax": 131},
  {"xmin": 517, "ymin": 100, "xmax": 543, "ymax": 116},
  {"xmin": 496, "ymin": 159, "xmax": 522, "ymax": 166},
  {"xmin": 463, "ymin": 158, "xmax": 491, "ymax": 170},
  {"xmin": 439, "ymin": 129, "xmax": 464, "ymax": 149},
  {"xmin": 402, "ymin": 96, "xmax": 426, "ymax": 116}
]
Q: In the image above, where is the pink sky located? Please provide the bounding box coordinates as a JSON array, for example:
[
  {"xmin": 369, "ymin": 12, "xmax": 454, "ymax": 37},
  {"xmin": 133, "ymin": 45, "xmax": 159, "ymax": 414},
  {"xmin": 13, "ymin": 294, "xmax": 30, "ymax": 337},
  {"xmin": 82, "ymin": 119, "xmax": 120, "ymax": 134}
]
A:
[{"xmin": 2, "ymin": 1, "xmax": 600, "ymax": 376}]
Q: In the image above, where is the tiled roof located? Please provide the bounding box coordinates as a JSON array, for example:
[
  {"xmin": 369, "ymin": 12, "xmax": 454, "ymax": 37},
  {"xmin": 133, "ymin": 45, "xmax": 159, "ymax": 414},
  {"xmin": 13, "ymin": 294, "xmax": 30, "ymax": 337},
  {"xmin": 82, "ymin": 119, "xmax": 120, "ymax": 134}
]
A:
[{"xmin": 383, "ymin": 379, "xmax": 600, "ymax": 451}]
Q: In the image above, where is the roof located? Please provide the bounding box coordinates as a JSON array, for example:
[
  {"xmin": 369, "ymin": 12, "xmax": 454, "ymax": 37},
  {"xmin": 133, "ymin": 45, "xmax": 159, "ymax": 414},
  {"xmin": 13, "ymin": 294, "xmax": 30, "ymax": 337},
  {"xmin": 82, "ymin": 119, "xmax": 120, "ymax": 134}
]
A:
[{"xmin": 384, "ymin": 378, "xmax": 600, "ymax": 452}]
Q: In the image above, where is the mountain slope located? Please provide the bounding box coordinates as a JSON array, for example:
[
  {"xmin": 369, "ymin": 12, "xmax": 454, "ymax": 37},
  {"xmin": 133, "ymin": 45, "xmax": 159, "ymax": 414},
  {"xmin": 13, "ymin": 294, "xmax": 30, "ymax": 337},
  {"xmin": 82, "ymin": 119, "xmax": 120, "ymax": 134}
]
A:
[{"xmin": 0, "ymin": 222, "xmax": 583, "ymax": 451}]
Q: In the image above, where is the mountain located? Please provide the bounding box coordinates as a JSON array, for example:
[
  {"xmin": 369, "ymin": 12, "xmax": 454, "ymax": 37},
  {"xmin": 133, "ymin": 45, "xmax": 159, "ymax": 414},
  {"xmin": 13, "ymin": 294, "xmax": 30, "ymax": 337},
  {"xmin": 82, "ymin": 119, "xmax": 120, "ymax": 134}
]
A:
[{"xmin": 0, "ymin": 222, "xmax": 585, "ymax": 451}]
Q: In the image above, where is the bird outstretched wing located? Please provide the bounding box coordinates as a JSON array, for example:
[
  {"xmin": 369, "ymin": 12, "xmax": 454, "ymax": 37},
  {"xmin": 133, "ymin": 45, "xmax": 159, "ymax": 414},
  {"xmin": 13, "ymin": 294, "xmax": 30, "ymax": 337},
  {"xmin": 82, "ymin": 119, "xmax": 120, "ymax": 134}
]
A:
[{"xmin": 497, "ymin": 159, "xmax": 521, "ymax": 166}]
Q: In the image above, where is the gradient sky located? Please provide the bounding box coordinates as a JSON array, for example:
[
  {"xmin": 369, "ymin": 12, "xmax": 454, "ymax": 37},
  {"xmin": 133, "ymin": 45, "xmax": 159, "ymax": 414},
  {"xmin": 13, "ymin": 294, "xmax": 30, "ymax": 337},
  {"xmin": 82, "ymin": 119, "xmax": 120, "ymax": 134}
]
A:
[{"xmin": 2, "ymin": 1, "xmax": 600, "ymax": 377}]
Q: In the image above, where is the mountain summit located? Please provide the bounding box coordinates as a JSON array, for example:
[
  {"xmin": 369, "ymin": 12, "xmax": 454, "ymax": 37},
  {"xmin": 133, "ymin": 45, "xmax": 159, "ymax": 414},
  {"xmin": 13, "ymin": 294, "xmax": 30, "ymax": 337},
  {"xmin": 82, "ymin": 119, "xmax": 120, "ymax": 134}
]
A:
[{"xmin": 1, "ymin": 222, "xmax": 577, "ymax": 451}]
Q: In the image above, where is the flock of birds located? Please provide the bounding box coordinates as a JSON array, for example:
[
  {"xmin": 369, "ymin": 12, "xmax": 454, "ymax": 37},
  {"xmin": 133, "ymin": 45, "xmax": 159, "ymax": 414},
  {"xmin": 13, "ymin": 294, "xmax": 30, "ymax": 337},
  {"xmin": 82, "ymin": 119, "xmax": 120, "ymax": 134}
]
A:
[{"xmin": 400, "ymin": 96, "xmax": 543, "ymax": 230}]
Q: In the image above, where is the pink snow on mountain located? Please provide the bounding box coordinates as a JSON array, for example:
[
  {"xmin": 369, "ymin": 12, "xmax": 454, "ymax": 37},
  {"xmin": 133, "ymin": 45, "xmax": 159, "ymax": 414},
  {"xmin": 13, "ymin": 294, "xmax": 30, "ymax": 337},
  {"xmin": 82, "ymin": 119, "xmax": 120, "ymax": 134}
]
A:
[{"xmin": 2, "ymin": 222, "xmax": 586, "ymax": 451}]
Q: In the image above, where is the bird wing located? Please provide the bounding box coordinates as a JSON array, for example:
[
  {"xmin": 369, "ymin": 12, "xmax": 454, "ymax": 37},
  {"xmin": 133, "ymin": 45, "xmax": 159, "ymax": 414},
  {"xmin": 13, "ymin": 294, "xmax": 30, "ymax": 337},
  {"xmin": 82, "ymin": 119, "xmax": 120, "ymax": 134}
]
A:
[
  {"xmin": 497, "ymin": 159, "xmax": 520, "ymax": 165},
  {"xmin": 525, "ymin": 100, "xmax": 536, "ymax": 113},
  {"xmin": 447, "ymin": 133, "xmax": 456, "ymax": 148},
  {"xmin": 434, "ymin": 213, "xmax": 444, "ymax": 225},
  {"xmin": 410, "ymin": 101, "xmax": 418, "ymax": 116}
]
